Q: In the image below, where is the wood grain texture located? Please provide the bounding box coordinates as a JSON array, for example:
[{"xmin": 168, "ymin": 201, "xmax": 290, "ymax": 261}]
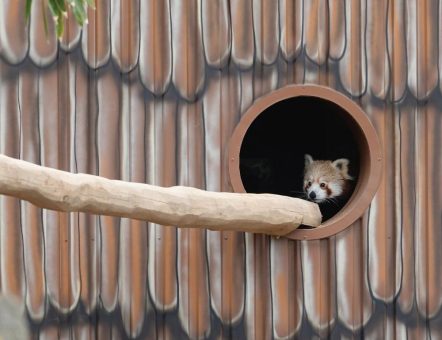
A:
[
  {"xmin": 38, "ymin": 60, "xmax": 80, "ymax": 313},
  {"xmin": 118, "ymin": 73, "xmax": 147, "ymax": 337},
  {"xmin": 3, "ymin": 1, "xmax": 442, "ymax": 337},
  {"xmin": 140, "ymin": 0, "xmax": 172, "ymax": 95},
  {"xmin": 231, "ymin": 0, "xmax": 255, "ymax": 69},
  {"xmin": 396, "ymin": 102, "xmax": 416, "ymax": 314},
  {"xmin": 239, "ymin": 69, "xmax": 254, "ymax": 114},
  {"xmin": 414, "ymin": 102, "xmax": 442, "ymax": 318},
  {"xmin": 301, "ymin": 239, "xmax": 336, "ymax": 336},
  {"xmin": 170, "ymin": 0, "xmax": 205, "ymax": 101},
  {"xmin": 29, "ymin": 0, "xmax": 57, "ymax": 67},
  {"xmin": 336, "ymin": 218, "xmax": 373, "ymax": 331},
  {"xmin": 245, "ymin": 234, "xmax": 272, "ymax": 340},
  {"xmin": 366, "ymin": 102, "xmax": 402, "ymax": 303},
  {"xmin": 146, "ymin": 93, "xmax": 178, "ymax": 312},
  {"xmin": 176, "ymin": 100, "xmax": 210, "ymax": 339},
  {"xmin": 74, "ymin": 61, "xmax": 99, "ymax": 314},
  {"xmin": 278, "ymin": 57, "xmax": 305, "ymax": 87},
  {"xmin": 0, "ymin": 0, "xmax": 28, "ymax": 64},
  {"xmin": 304, "ymin": 57, "xmax": 336, "ymax": 89},
  {"xmin": 59, "ymin": 6, "xmax": 81, "ymax": 52},
  {"xmin": 19, "ymin": 64, "xmax": 46, "ymax": 322},
  {"xmin": 387, "ymin": 0, "xmax": 407, "ymax": 102},
  {"xmin": 0, "ymin": 63, "xmax": 25, "ymax": 312},
  {"xmin": 204, "ymin": 69, "xmax": 244, "ymax": 324},
  {"xmin": 253, "ymin": 0, "xmax": 279, "ymax": 65},
  {"xmin": 270, "ymin": 238, "xmax": 303, "ymax": 338},
  {"xmin": 97, "ymin": 67, "xmax": 121, "ymax": 312},
  {"xmin": 0, "ymin": 153, "xmax": 321, "ymax": 235},
  {"xmin": 82, "ymin": 0, "xmax": 111, "ymax": 68},
  {"xmin": 202, "ymin": 0, "xmax": 231, "ymax": 69},
  {"xmin": 406, "ymin": 0, "xmax": 438, "ymax": 100},
  {"xmin": 253, "ymin": 63, "xmax": 278, "ymax": 100},
  {"xmin": 329, "ymin": 0, "xmax": 346, "ymax": 60},
  {"xmin": 364, "ymin": 313, "xmax": 407, "ymax": 340},
  {"xmin": 339, "ymin": 0, "xmax": 367, "ymax": 97},
  {"xmin": 304, "ymin": 0, "xmax": 329, "ymax": 65},
  {"xmin": 111, "ymin": 0, "xmax": 140, "ymax": 73},
  {"xmin": 367, "ymin": 0, "xmax": 389, "ymax": 99},
  {"xmin": 279, "ymin": 0, "xmax": 303, "ymax": 62}
]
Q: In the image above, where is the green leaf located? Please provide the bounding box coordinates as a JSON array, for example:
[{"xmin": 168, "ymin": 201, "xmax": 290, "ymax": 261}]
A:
[
  {"xmin": 27, "ymin": 0, "xmax": 93, "ymax": 37},
  {"xmin": 72, "ymin": 0, "xmax": 86, "ymax": 26},
  {"xmin": 56, "ymin": 0, "xmax": 66, "ymax": 12},
  {"xmin": 41, "ymin": 0, "xmax": 49, "ymax": 37},
  {"xmin": 85, "ymin": 0, "xmax": 95, "ymax": 10},
  {"xmin": 48, "ymin": 0, "xmax": 65, "ymax": 38},
  {"xmin": 25, "ymin": 0, "xmax": 32, "ymax": 22},
  {"xmin": 47, "ymin": 0, "xmax": 59, "ymax": 19},
  {"xmin": 56, "ymin": 18, "xmax": 64, "ymax": 37}
]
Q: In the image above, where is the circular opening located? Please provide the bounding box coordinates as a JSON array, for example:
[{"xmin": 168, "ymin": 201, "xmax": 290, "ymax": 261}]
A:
[{"xmin": 228, "ymin": 85, "xmax": 382, "ymax": 240}]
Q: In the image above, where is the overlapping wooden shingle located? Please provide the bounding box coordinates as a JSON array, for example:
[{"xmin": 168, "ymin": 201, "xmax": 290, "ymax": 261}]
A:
[{"xmin": 0, "ymin": 1, "xmax": 442, "ymax": 338}]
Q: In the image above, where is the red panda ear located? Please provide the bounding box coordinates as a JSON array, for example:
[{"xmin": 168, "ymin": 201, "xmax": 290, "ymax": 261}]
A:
[
  {"xmin": 332, "ymin": 158, "xmax": 353, "ymax": 179},
  {"xmin": 304, "ymin": 154, "xmax": 313, "ymax": 167}
]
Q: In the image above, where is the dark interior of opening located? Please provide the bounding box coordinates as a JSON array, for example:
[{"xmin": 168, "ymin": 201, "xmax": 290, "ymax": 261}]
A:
[{"xmin": 239, "ymin": 96, "xmax": 360, "ymax": 223}]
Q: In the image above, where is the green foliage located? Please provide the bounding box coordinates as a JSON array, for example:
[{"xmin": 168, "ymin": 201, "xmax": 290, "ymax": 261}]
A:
[{"xmin": 25, "ymin": 0, "xmax": 95, "ymax": 38}]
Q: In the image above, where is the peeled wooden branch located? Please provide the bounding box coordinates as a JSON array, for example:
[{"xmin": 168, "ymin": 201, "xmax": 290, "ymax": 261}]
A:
[{"xmin": 0, "ymin": 155, "xmax": 321, "ymax": 236}]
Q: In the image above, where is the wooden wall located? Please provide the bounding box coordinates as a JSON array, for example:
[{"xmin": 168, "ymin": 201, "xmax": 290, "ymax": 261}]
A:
[{"xmin": 0, "ymin": 0, "xmax": 441, "ymax": 338}]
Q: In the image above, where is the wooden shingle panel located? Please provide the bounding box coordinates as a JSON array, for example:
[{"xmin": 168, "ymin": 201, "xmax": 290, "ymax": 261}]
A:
[
  {"xmin": 301, "ymin": 239, "xmax": 336, "ymax": 336},
  {"xmin": 414, "ymin": 103, "xmax": 442, "ymax": 318},
  {"xmin": 170, "ymin": 0, "xmax": 205, "ymax": 101},
  {"xmin": 96, "ymin": 67, "xmax": 121, "ymax": 312},
  {"xmin": 74, "ymin": 60, "xmax": 100, "ymax": 315},
  {"xmin": 304, "ymin": 0, "xmax": 329, "ymax": 65},
  {"xmin": 146, "ymin": 93, "xmax": 178, "ymax": 312},
  {"xmin": 367, "ymin": 0, "xmax": 390, "ymax": 100},
  {"xmin": 0, "ymin": 62, "xmax": 26, "ymax": 321},
  {"xmin": 366, "ymin": 102, "xmax": 402, "ymax": 303},
  {"xmin": 387, "ymin": 0, "xmax": 407, "ymax": 102},
  {"xmin": 1, "ymin": 1, "xmax": 442, "ymax": 337},
  {"xmin": 59, "ymin": 7, "xmax": 81, "ymax": 52},
  {"xmin": 339, "ymin": 0, "xmax": 367, "ymax": 97},
  {"xmin": 176, "ymin": 100, "xmax": 210, "ymax": 339},
  {"xmin": 118, "ymin": 72, "xmax": 148, "ymax": 337},
  {"xmin": 202, "ymin": 0, "xmax": 231, "ymax": 69},
  {"xmin": 139, "ymin": 0, "xmax": 172, "ymax": 96},
  {"xmin": 231, "ymin": 0, "xmax": 255, "ymax": 69},
  {"xmin": 270, "ymin": 238, "xmax": 303, "ymax": 338},
  {"xmin": 279, "ymin": 0, "xmax": 303, "ymax": 62},
  {"xmin": 28, "ymin": 0, "xmax": 58, "ymax": 67},
  {"xmin": 329, "ymin": 0, "xmax": 345, "ymax": 60},
  {"xmin": 406, "ymin": 0, "xmax": 438, "ymax": 100},
  {"xmin": 38, "ymin": 59, "xmax": 80, "ymax": 314},
  {"xmin": 19, "ymin": 65, "xmax": 46, "ymax": 322},
  {"xmin": 336, "ymin": 219, "xmax": 373, "ymax": 331},
  {"xmin": 0, "ymin": 0, "xmax": 28, "ymax": 64},
  {"xmin": 203, "ymin": 69, "xmax": 245, "ymax": 324},
  {"xmin": 82, "ymin": 0, "xmax": 111, "ymax": 69},
  {"xmin": 111, "ymin": 0, "xmax": 140, "ymax": 73},
  {"xmin": 252, "ymin": 0, "xmax": 279, "ymax": 65}
]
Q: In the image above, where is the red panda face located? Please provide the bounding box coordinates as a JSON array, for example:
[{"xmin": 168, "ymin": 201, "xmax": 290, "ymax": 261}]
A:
[{"xmin": 303, "ymin": 154, "xmax": 353, "ymax": 203}]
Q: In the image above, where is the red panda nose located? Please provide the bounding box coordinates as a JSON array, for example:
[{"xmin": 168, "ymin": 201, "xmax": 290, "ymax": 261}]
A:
[{"xmin": 309, "ymin": 192, "xmax": 316, "ymax": 199}]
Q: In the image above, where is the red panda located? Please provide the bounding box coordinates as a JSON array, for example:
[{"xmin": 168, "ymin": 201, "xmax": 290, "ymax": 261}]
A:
[{"xmin": 303, "ymin": 154, "xmax": 354, "ymax": 221}]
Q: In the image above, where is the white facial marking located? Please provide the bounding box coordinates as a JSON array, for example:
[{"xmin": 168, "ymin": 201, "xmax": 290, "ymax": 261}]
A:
[
  {"xmin": 328, "ymin": 181, "xmax": 343, "ymax": 197},
  {"xmin": 306, "ymin": 182, "xmax": 327, "ymax": 202}
]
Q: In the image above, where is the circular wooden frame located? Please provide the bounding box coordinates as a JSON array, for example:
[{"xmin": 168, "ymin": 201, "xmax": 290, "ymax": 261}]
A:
[{"xmin": 228, "ymin": 85, "xmax": 382, "ymax": 240}]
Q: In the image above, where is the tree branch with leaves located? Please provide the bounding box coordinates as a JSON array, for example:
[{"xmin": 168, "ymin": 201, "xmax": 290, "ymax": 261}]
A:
[{"xmin": 25, "ymin": 0, "xmax": 95, "ymax": 37}]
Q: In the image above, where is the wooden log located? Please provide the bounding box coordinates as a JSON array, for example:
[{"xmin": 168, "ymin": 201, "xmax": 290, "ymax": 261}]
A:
[{"xmin": 0, "ymin": 154, "xmax": 321, "ymax": 236}]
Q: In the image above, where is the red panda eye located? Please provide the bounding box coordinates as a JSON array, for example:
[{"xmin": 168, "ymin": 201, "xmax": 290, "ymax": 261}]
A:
[
  {"xmin": 307, "ymin": 181, "xmax": 312, "ymax": 187},
  {"xmin": 320, "ymin": 183, "xmax": 326, "ymax": 188}
]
